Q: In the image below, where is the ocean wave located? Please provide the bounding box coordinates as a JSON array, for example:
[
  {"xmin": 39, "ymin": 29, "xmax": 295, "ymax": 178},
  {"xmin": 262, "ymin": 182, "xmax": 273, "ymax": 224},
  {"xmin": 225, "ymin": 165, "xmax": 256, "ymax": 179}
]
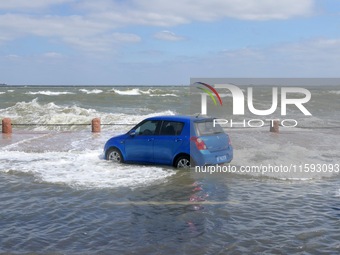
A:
[
  {"xmin": 110, "ymin": 88, "xmax": 180, "ymax": 97},
  {"xmin": 25, "ymin": 91, "xmax": 75, "ymax": 96},
  {"xmin": 0, "ymin": 98, "xmax": 98, "ymax": 131},
  {"xmin": 111, "ymin": 88, "xmax": 144, "ymax": 95},
  {"xmin": 0, "ymin": 92, "xmax": 5, "ymax": 95},
  {"xmin": 0, "ymin": 98, "xmax": 176, "ymax": 131},
  {"xmin": 150, "ymin": 94, "xmax": 179, "ymax": 97},
  {"xmin": 329, "ymin": 90, "xmax": 340, "ymax": 95},
  {"xmin": 79, "ymin": 89, "xmax": 103, "ymax": 94}
]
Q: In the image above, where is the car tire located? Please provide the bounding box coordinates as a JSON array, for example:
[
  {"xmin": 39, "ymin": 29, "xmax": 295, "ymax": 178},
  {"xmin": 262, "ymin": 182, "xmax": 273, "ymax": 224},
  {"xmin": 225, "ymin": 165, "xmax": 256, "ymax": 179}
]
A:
[
  {"xmin": 175, "ymin": 155, "xmax": 191, "ymax": 169},
  {"xmin": 106, "ymin": 148, "xmax": 124, "ymax": 163}
]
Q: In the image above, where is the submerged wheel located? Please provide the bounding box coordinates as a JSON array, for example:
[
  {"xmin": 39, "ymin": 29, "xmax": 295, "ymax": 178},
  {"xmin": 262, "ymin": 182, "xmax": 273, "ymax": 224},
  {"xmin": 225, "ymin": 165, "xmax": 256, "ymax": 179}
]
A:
[
  {"xmin": 175, "ymin": 155, "xmax": 191, "ymax": 169},
  {"xmin": 106, "ymin": 148, "xmax": 124, "ymax": 163}
]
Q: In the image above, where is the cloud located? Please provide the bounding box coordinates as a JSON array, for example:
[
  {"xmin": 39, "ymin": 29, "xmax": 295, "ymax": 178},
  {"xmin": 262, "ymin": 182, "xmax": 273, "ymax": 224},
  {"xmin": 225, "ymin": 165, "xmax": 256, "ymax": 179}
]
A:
[
  {"xmin": 64, "ymin": 33, "xmax": 141, "ymax": 52},
  {"xmin": 0, "ymin": 13, "xmax": 140, "ymax": 52},
  {"xmin": 84, "ymin": 0, "xmax": 315, "ymax": 27},
  {"xmin": 5, "ymin": 54, "xmax": 20, "ymax": 60},
  {"xmin": 205, "ymin": 37, "xmax": 340, "ymax": 77},
  {"xmin": 42, "ymin": 52, "xmax": 64, "ymax": 58},
  {"xmin": 118, "ymin": 0, "xmax": 314, "ymax": 24},
  {"xmin": 0, "ymin": 0, "xmax": 73, "ymax": 10},
  {"xmin": 2, "ymin": 36, "xmax": 340, "ymax": 85},
  {"xmin": 154, "ymin": 30, "xmax": 184, "ymax": 41},
  {"xmin": 0, "ymin": 0, "xmax": 315, "ymax": 53},
  {"xmin": 0, "ymin": 14, "xmax": 108, "ymax": 38}
]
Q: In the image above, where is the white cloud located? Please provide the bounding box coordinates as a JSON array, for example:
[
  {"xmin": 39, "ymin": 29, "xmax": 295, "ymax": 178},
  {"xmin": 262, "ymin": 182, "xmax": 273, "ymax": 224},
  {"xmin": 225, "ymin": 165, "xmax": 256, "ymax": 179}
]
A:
[
  {"xmin": 0, "ymin": 14, "xmax": 140, "ymax": 52},
  {"xmin": 2, "ymin": 36, "xmax": 340, "ymax": 85},
  {"xmin": 124, "ymin": 0, "xmax": 314, "ymax": 23},
  {"xmin": 0, "ymin": 0, "xmax": 73, "ymax": 10},
  {"xmin": 5, "ymin": 54, "xmax": 20, "ymax": 60},
  {"xmin": 84, "ymin": 0, "xmax": 315, "ymax": 27},
  {"xmin": 207, "ymin": 37, "xmax": 340, "ymax": 77},
  {"xmin": 43, "ymin": 52, "xmax": 63, "ymax": 58},
  {"xmin": 91, "ymin": 10, "xmax": 189, "ymax": 27},
  {"xmin": 64, "ymin": 33, "xmax": 141, "ymax": 52},
  {"xmin": 154, "ymin": 30, "xmax": 184, "ymax": 41},
  {"xmin": 0, "ymin": 0, "xmax": 315, "ymax": 52},
  {"xmin": 0, "ymin": 14, "xmax": 109, "ymax": 38}
]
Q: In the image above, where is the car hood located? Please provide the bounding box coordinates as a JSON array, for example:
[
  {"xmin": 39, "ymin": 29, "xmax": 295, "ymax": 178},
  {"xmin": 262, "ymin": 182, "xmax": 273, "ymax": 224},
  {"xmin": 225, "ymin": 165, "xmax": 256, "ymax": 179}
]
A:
[
  {"xmin": 104, "ymin": 133, "xmax": 129, "ymax": 149},
  {"xmin": 113, "ymin": 133, "xmax": 129, "ymax": 140}
]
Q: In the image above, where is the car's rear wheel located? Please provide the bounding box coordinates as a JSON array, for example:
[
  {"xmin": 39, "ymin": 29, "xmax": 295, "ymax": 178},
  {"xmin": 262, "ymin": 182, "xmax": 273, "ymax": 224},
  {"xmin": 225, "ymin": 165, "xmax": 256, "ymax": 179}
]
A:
[
  {"xmin": 175, "ymin": 155, "xmax": 191, "ymax": 169},
  {"xmin": 106, "ymin": 148, "xmax": 124, "ymax": 163}
]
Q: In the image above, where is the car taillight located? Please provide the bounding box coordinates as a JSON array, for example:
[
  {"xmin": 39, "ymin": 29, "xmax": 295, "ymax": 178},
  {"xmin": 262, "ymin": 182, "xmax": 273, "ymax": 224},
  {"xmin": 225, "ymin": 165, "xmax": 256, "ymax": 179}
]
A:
[
  {"xmin": 228, "ymin": 136, "xmax": 232, "ymax": 145},
  {"xmin": 190, "ymin": 136, "xmax": 207, "ymax": 150}
]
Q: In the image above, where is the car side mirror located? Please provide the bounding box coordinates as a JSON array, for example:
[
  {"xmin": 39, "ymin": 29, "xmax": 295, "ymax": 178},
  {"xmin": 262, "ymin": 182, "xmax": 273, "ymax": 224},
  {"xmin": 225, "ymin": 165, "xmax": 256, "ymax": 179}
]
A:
[{"xmin": 129, "ymin": 130, "xmax": 136, "ymax": 136}]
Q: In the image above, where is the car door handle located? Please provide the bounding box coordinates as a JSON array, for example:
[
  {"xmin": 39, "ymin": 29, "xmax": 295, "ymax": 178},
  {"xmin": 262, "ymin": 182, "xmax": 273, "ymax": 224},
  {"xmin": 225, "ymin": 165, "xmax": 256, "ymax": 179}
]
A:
[
  {"xmin": 148, "ymin": 138, "xmax": 154, "ymax": 142},
  {"xmin": 175, "ymin": 138, "xmax": 182, "ymax": 142}
]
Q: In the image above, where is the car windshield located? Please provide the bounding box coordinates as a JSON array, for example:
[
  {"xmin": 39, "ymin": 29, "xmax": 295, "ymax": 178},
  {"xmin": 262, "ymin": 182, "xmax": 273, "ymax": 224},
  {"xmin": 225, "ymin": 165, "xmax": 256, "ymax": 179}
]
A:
[{"xmin": 195, "ymin": 120, "xmax": 224, "ymax": 136}]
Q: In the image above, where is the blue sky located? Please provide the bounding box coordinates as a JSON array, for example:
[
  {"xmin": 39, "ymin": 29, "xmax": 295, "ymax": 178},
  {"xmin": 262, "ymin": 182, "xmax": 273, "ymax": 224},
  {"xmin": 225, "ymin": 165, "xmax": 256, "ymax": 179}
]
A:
[{"xmin": 0, "ymin": 0, "xmax": 340, "ymax": 85}]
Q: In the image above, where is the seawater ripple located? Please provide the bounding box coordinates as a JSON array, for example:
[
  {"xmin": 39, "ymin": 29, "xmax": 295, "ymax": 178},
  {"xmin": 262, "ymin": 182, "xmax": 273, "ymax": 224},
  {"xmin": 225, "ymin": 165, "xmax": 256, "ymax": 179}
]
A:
[{"xmin": 1, "ymin": 174, "xmax": 340, "ymax": 254}]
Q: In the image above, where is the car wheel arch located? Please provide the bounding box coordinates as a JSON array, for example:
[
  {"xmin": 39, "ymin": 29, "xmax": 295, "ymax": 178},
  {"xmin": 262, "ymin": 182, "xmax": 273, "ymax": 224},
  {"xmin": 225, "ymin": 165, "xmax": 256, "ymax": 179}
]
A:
[
  {"xmin": 105, "ymin": 147, "xmax": 125, "ymax": 163},
  {"xmin": 173, "ymin": 153, "xmax": 192, "ymax": 168}
]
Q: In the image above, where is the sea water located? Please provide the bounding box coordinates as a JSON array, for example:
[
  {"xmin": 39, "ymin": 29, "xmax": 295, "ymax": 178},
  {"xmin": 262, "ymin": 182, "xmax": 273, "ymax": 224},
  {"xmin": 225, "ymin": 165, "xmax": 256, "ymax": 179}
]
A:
[{"xmin": 0, "ymin": 85, "xmax": 339, "ymax": 254}]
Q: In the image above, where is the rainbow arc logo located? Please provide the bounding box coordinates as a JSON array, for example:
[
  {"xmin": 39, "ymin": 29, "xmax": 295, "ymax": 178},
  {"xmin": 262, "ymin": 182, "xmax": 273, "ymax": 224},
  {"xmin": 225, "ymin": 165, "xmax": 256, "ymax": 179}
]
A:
[{"xmin": 195, "ymin": 82, "xmax": 223, "ymax": 106}]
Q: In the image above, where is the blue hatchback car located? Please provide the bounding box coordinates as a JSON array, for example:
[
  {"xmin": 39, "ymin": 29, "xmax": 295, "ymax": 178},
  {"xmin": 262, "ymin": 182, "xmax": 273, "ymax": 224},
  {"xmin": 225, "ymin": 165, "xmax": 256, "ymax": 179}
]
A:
[{"xmin": 104, "ymin": 115, "xmax": 233, "ymax": 168}]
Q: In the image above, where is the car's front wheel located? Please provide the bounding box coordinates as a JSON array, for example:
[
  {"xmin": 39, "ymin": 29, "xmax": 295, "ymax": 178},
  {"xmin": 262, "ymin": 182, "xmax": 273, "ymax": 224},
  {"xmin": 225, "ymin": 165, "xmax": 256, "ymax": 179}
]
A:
[
  {"xmin": 106, "ymin": 148, "xmax": 124, "ymax": 163},
  {"xmin": 175, "ymin": 155, "xmax": 191, "ymax": 169}
]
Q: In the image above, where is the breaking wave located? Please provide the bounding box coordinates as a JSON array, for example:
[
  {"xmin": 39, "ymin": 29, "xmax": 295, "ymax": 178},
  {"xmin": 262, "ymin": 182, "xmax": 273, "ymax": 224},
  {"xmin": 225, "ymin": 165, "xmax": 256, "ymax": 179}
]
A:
[
  {"xmin": 25, "ymin": 91, "xmax": 75, "ymax": 96},
  {"xmin": 0, "ymin": 98, "xmax": 176, "ymax": 131},
  {"xmin": 79, "ymin": 89, "xmax": 103, "ymax": 94},
  {"xmin": 111, "ymin": 88, "xmax": 180, "ymax": 97}
]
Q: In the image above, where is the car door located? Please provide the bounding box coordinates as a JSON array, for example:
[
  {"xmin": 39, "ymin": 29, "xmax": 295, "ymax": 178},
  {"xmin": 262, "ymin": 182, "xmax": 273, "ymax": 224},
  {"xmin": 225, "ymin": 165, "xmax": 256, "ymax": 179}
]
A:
[
  {"xmin": 124, "ymin": 120, "xmax": 160, "ymax": 163},
  {"xmin": 153, "ymin": 121, "xmax": 185, "ymax": 165}
]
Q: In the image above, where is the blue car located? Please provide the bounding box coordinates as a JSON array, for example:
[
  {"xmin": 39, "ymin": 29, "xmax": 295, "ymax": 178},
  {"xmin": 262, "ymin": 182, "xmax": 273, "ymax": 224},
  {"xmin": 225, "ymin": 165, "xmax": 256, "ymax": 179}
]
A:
[{"xmin": 104, "ymin": 115, "xmax": 233, "ymax": 168}]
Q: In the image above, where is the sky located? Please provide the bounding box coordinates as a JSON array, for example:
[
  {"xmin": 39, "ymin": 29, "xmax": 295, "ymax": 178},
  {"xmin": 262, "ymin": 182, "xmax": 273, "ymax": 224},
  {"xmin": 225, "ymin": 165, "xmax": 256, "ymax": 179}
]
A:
[{"xmin": 0, "ymin": 0, "xmax": 340, "ymax": 85}]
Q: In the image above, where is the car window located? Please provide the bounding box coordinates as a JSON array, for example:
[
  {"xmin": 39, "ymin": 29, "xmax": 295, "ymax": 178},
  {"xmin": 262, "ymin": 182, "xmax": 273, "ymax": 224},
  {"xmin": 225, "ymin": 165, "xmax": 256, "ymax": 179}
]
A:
[
  {"xmin": 195, "ymin": 120, "xmax": 224, "ymax": 136},
  {"xmin": 135, "ymin": 120, "xmax": 159, "ymax": 135},
  {"xmin": 160, "ymin": 121, "xmax": 184, "ymax": 136}
]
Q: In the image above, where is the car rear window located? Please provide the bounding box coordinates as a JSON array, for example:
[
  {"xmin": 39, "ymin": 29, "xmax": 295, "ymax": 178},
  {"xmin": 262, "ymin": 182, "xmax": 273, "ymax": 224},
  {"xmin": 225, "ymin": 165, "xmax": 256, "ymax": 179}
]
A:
[{"xmin": 195, "ymin": 120, "xmax": 224, "ymax": 136}]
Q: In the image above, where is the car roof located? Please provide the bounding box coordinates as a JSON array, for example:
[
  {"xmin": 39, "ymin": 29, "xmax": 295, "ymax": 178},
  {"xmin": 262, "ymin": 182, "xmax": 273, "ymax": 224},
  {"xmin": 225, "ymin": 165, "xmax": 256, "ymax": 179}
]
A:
[{"xmin": 146, "ymin": 115, "xmax": 214, "ymax": 122}]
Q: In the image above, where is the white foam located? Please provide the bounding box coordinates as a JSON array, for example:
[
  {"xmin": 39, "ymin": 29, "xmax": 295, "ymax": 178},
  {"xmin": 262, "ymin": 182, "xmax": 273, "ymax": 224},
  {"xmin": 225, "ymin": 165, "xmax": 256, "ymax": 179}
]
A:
[
  {"xmin": 150, "ymin": 94, "xmax": 179, "ymax": 97},
  {"xmin": 112, "ymin": 88, "xmax": 142, "ymax": 95},
  {"xmin": 25, "ymin": 91, "xmax": 75, "ymax": 96},
  {"xmin": 0, "ymin": 92, "xmax": 5, "ymax": 95},
  {"xmin": 329, "ymin": 90, "xmax": 340, "ymax": 95},
  {"xmin": 0, "ymin": 149, "xmax": 176, "ymax": 189},
  {"xmin": 0, "ymin": 98, "xmax": 176, "ymax": 132},
  {"xmin": 110, "ymin": 88, "xmax": 171, "ymax": 96},
  {"xmin": 79, "ymin": 89, "xmax": 103, "ymax": 94},
  {"xmin": 335, "ymin": 189, "xmax": 340, "ymax": 197},
  {"xmin": 109, "ymin": 88, "xmax": 183, "ymax": 97},
  {"xmin": 0, "ymin": 99, "xmax": 99, "ymax": 131}
]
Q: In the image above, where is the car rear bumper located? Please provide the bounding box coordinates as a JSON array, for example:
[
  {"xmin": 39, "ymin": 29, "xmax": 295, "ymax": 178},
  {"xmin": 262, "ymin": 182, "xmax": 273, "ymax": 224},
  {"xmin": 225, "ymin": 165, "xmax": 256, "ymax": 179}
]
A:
[{"xmin": 192, "ymin": 146, "xmax": 233, "ymax": 166}]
